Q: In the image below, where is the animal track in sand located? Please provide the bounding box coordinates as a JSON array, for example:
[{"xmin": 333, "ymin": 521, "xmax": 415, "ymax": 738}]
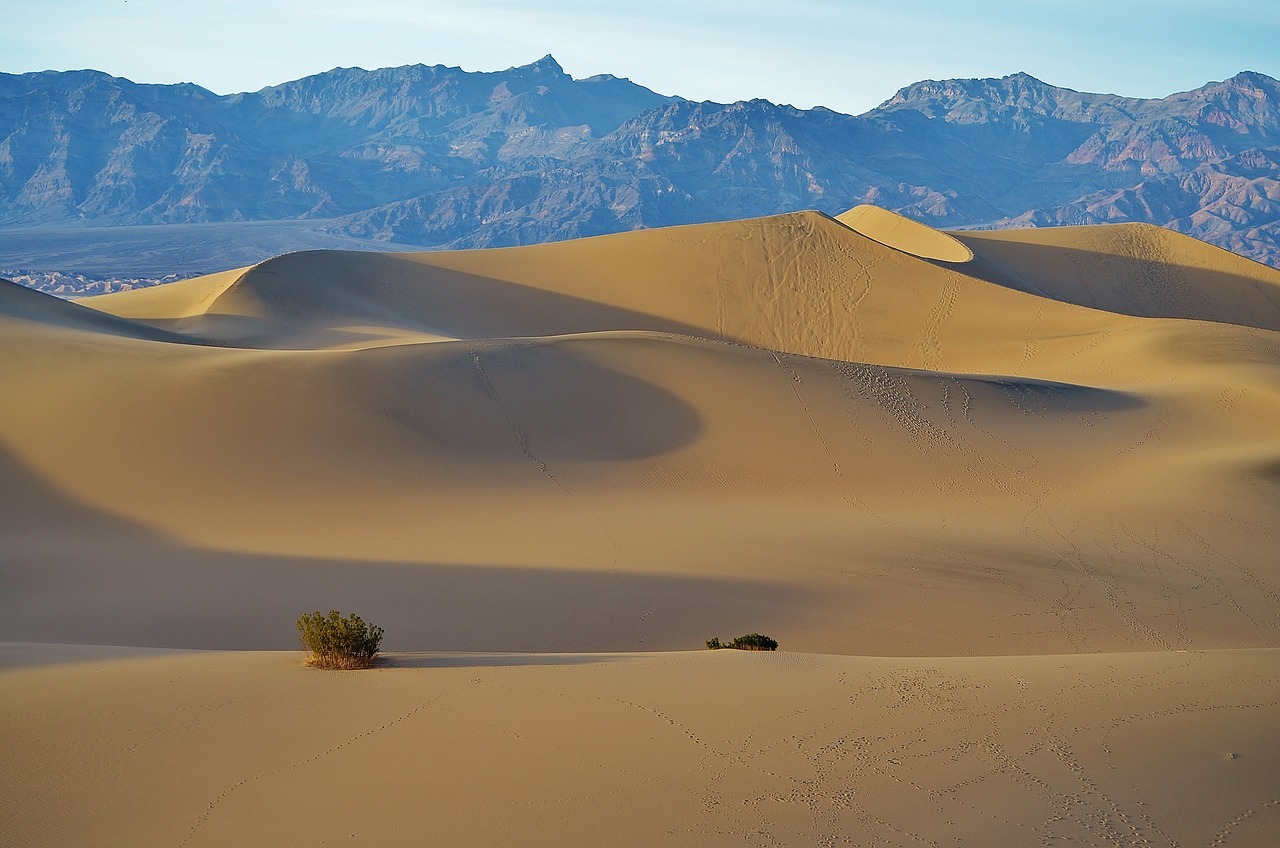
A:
[{"xmin": 175, "ymin": 678, "xmax": 460, "ymax": 848}]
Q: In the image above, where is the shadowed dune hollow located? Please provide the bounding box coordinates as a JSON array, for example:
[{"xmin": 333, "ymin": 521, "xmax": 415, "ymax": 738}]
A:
[{"xmin": 3, "ymin": 205, "xmax": 1279, "ymax": 847}]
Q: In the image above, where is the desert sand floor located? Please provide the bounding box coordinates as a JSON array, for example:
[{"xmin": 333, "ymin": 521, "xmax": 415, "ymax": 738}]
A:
[
  {"xmin": 3, "ymin": 646, "xmax": 1277, "ymax": 847},
  {"xmin": 2, "ymin": 206, "xmax": 1279, "ymax": 845}
]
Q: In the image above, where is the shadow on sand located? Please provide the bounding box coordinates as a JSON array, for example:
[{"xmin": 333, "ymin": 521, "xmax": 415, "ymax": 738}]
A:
[{"xmin": 378, "ymin": 652, "xmax": 637, "ymax": 670}]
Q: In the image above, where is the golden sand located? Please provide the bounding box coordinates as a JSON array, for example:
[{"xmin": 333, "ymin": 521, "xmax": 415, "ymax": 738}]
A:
[
  {"xmin": 2, "ymin": 207, "xmax": 1278, "ymax": 845},
  {"xmin": 839, "ymin": 203, "xmax": 974, "ymax": 262}
]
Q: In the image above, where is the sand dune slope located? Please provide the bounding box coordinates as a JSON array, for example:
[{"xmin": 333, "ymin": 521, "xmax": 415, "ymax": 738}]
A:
[
  {"xmin": 2, "ymin": 315, "xmax": 1277, "ymax": 654},
  {"xmin": 954, "ymin": 222, "xmax": 1280, "ymax": 331},
  {"xmin": 6, "ymin": 212, "xmax": 1269, "ymax": 655},
  {"xmin": 839, "ymin": 203, "xmax": 975, "ymax": 262},
  {"xmin": 0, "ymin": 276, "xmax": 195, "ymax": 344},
  {"xmin": 4, "ymin": 209, "xmax": 1280, "ymax": 845}
]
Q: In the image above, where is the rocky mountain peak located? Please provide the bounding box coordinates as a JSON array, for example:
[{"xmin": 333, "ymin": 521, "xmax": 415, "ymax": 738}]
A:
[
  {"xmin": 875, "ymin": 71, "xmax": 1067, "ymax": 120},
  {"xmin": 1168, "ymin": 70, "xmax": 1280, "ymax": 134},
  {"xmin": 1222, "ymin": 70, "xmax": 1278, "ymax": 94},
  {"xmin": 519, "ymin": 54, "xmax": 567, "ymax": 78}
]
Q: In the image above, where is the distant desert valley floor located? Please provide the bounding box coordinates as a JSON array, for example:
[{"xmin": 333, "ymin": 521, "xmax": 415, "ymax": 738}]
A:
[{"xmin": 3, "ymin": 207, "xmax": 1279, "ymax": 846}]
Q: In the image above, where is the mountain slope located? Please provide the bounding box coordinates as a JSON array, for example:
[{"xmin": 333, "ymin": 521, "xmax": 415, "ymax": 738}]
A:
[
  {"xmin": 0, "ymin": 57, "xmax": 675, "ymax": 227},
  {"xmin": 3, "ymin": 62, "xmax": 1280, "ymax": 269}
]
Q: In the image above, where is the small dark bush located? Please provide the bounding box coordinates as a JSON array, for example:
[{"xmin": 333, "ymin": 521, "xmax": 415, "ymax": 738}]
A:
[
  {"xmin": 297, "ymin": 610, "xmax": 384, "ymax": 669},
  {"xmin": 731, "ymin": 633, "xmax": 779, "ymax": 651},
  {"xmin": 706, "ymin": 632, "xmax": 778, "ymax": 651}
]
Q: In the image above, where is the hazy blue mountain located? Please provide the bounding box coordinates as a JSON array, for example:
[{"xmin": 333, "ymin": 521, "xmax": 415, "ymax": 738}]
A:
[{"xmin": 3, "ymin": 58, "xmax": 1278, "ymax": 268}]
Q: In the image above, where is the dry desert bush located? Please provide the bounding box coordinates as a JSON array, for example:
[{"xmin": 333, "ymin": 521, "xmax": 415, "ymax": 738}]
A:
[
  {"xmin": 706, "ymin": 633, "xmax": 778, "ymax": 651},
  {"xmin": 296, "ymin": 610, "xmax": 385, "ymax": 669}
]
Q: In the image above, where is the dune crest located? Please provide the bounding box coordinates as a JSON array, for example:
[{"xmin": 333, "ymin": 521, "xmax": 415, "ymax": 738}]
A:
[{"xmin": 836, "ymin": 204, "xmax": 974, "ymax": 262}]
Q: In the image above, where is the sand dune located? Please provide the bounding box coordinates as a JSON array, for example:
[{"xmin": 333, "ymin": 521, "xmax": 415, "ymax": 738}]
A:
[
  {"xmin": 839, "ymin": 203, "xmax": 975, "ymax": 262},
  {"xmin": 3, "ymin": 208, "xmax": 1279, "ymax": 845},
  {"xmin": 0, "ymin": 275, "xmax": 194, "ymax": 344},
  {"xmin": 955, "ymin": 222, "xmax": 1280, "ymax": 331}
]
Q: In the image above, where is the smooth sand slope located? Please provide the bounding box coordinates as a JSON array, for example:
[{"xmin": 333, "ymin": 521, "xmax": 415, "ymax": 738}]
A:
[{"xmin": 3, "ymin": 206, "xmax": 1279, "ymax": 845}]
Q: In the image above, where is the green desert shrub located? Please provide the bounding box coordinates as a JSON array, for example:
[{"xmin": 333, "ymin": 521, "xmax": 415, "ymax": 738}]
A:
[
  {"xmin": 731, "ymin": 632, "xmax": 779, "ymax": 651},
  {"xmin": 296, "ymin": 610, "xmax": 385, "ymax": 669},
  {"xmin": 706, "ymin": 632, "xmax": 778, "ymax": 651}
]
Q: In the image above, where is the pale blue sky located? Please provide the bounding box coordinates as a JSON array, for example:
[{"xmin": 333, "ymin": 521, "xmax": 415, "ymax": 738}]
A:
[{"xmin": 4, "ymin": 0, "xmax": 1277, "ymax": 114}]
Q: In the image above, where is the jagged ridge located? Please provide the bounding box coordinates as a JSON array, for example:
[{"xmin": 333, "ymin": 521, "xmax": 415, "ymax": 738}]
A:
[{"xmin": 2, "ymin": 61, "xmax": 1279, "ymax": 267}]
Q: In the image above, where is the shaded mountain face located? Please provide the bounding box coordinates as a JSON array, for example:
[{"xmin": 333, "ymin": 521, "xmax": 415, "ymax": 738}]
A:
[
  {"xmin": 2, "ymin": 59, "xmax": 1279, "ymax": 266},
  {"xmin": 0, "ymin": 56, "xmax": 676, "ymax": 229}
]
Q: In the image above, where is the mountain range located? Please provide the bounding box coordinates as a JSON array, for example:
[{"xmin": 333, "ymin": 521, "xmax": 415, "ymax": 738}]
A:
[{"xmin": 3, "ymin": 56, "xmax": 1279, "ymax": 268}]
